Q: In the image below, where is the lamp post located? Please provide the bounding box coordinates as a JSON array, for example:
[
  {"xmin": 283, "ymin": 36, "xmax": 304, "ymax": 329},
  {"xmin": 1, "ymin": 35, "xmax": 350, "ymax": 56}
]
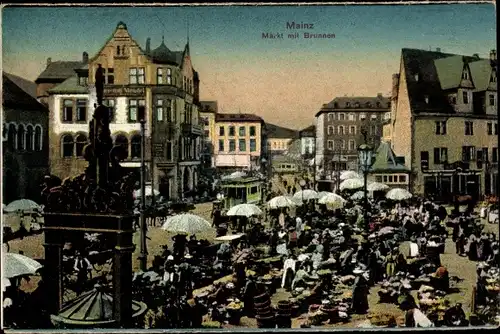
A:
[
  {"xmin": 358, "ymin": 143, "xmax": 374, "ymax": 232},
  {"xmin": 138, "ymin": 106, "xmax": 148, "ymax": 271}
]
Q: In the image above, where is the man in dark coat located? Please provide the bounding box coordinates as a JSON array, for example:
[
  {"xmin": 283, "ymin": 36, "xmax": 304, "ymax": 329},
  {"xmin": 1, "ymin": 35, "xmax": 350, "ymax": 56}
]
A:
[{"xmin": 351, "ymin": 271, "xmax": 369, "ymax": 314}]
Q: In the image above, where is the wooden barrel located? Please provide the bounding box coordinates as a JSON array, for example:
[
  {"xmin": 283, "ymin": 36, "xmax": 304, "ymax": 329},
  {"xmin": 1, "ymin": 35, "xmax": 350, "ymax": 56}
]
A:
[
  {"xmin": 256, "ymin": 314, "xmax": 276, "ymax": 328},
  {"xmin": 254, "ymin": 292, "xmax": 270, "ymax": 304},
  {"xmin": 254, "ymin": 299, "xmax": 271, "ymax": 309}
]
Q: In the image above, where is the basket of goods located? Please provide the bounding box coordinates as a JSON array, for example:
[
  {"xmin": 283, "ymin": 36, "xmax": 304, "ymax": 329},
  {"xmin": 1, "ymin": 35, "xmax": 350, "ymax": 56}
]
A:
[
  {"xmin": 226, "ymin": 300, "xmax": 244, "ymax": 324},
  {"xmin": 317, "ymin": 269, "xmax": 333, "ymax": 277},
  {"xmin": 320, "ymin": 301, "xmax": 339, "ymax": 323}
]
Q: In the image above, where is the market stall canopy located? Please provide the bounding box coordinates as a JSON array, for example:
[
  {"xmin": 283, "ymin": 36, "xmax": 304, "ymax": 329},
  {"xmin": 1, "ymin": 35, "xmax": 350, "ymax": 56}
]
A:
[
  {"xmin": 227, "ymin": 204, "xmax": 263, "ymax": 217},
  {"xmin": 340, "ymin": 178, "xmax": 364, "ymax": 191},
  {"xmin": 367, "ymin": 182, "xmax": 389, "ymax": 192},
  {"xmin": 2, "ymin": 252, "xmax": 42, "ymax": 278},
  {"xmin": 351, "ymin": 191, "xmax": 372, "ymax": 200},
  {"xmin": 4, "ymin": 199, "xmax": 41, "ymax": 213},
  {"xmin": 215, "ymin": 233, "xmax": 245, "ymax": 242},
  {"xmin": 318, "ymin": 193, "xmax": 346, "ymax": 209},
  {"xmin": 317, "ymin": 191, "xmax": 334, "ymax": 200},
  {"xmin": 50, "ymin": 284, "xmax": 147, "ymax": 328},
  {"xmin": 293, "ymin": 189, "xmax": 319, "ymax": 201},
  {"xmin": 340, "ymin": 171, "xmax": 360, "ymax": 181},
  {"xmin": 386, "ymin": 188, "xmax": 413, "ymax": 201},
  {"xmin": 161, "ymin": 213, "xmax": 212, "ymax": 234},
  {"xmin": 268, "ymin": 196, "xmax": 302, "ymax": 209},
  {"xmin": 133, "ymin": 186, "xmax": 160, "ymax": 198}
]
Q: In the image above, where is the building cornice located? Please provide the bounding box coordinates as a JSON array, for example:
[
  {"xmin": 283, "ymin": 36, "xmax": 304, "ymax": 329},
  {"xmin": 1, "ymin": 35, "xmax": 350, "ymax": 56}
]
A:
[
  {"xmin": 315, "ymin": 108, "xmax": 389, "ymax": 117},
  {"xmin": 414, "ymin": 112, "xmax": 498, "ymax": 120}
]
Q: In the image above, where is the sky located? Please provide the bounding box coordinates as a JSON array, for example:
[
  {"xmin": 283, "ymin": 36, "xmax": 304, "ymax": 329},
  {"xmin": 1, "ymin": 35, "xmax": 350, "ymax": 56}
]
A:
[{"xmin": 2, "ymin": 4, "xmax": 497, "ymax": 129}]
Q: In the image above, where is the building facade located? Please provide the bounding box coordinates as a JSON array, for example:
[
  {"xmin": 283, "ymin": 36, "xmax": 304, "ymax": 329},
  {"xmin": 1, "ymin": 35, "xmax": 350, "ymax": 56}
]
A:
[
  {"xmin": 389, "ymin": 48, "xmax": 497, "ymax": 201},
  {"xmin": 299, "ymin": 125, "xmax": 315, "ymax": 158},
  {"xmin": 266, "ymin": 123, "xmax": 299, "ymax": 156},
  {"xmin": 44, "ymin": 22, "xmax": 202, "ymax": 200},
  {"xmin": 315, "ymin": 94, "xmax": 390, "ymax": 180},
  {"xmin": 199, "ymin": 101, "xmax": 218, "ymax": 168},
  {"xmin": 213, "ymin": 113, "xmax": 264, "ymax": 171},
  {"xmin": 3, "ymin": 73, "xmax": 49, "ymax": 203}
]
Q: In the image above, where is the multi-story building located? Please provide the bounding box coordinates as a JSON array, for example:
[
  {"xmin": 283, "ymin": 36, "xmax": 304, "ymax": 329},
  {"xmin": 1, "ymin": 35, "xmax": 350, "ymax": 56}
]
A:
[
  {"xmin": 266, "ymin": 123, "xmax": 299, "ymax": 156},
  {"xmin": 44, "ymin": 21, "xmax": 202, "ymax": 200},
  {"xmin": 199, "ymin": 101, "xmax": 218, "ymax": 168},
  {"xmin": 3, "ymin": 73, "xmax": 49, "ymax": 203},
  {"xmin": 390, "ymin": 48, "xmax": 497, "ymax": 201},
  {"xmin": 315, "ymin": 94, "xmax": 390, "ymax": 179},
  {"xmin": 299, "ymin": 125, "xmax": 315, "ymax": 159},
  {"xmin": 213, "ymin": 113, "xmax": 265, "ymax": 171}
]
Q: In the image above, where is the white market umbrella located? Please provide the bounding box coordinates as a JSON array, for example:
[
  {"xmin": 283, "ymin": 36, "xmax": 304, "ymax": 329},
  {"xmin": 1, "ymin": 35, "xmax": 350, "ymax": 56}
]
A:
[
  {"xmin": 386, "ymin": 188, "xmax": 412, "ymax": 201},
  {"xmin": 318, "ymin": 193, "xmax": 346, "ymax": 209},
  {"xmin": 215, "ymin": 234, "xmax": 245, "ymax": 242},
  {"xmin": 367, "ymin": 182, "xmax": 389, "ymax": 192},
  {"xmin": 351, "ymin": 191, "xmax": 368, "ymax": 200},
  {"xmin": 340, "ymin": 171, "xmax": 360, "ymax": 181},
  {"xmin": 227, "ymin": 204, "xmax": 263, "ymax": 217},
  {"xmin": 268, "ymin": 196, "xmax": 301, "ymax": 209},
  {"xmin": 4, "ymin": 199, "xmax": 40, "ymax": 213},
  {"xmin": 339, "ymin": 178, "xmax": 364, "ymax": 191},
  {"xmin": 2, "ymin": 253, "xmax": 43, "ymax": 279},
  {"xmin": 293, "ymin": 189, "xmax": 319, "ymax": 201},
  {"xmin": 134, "ymin": 186, "xmax": 160, "ymax": 198},
  {"xmin": 317, "ymin": 191, "xmax": 334, "ymax": 200},
  {"xmin": 161, "ymin": 214, "xmax": 212, "ymax": 235}
]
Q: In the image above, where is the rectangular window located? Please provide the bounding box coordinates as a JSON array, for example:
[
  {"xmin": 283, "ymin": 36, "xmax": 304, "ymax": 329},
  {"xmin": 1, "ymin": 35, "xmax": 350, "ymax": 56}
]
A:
[
  {"xmin": 488, "ymin": 122, "xmax": 493, "ymax": 135},
  {"xmin": 495, "ymin": 123, "xmax": 499, "ymax": 135},
  {"xmin": 63, "ymin": 99, "xmax": 73, "ymax": 122},
  {"xmin": 462, "ymin": 146, "xmax": 476, "ymax": 161},
  {"xmin": 349, "ymin": 114, "xmax": 355, "ymax": 121},
  {"xmin": 218, "ymin": 139, "xmax": 224, "ymax": 152},
  {"xmin": 388, "ymin": 175, "xmax": 394, "ymax": 183},
  {"xmin": 104, "ymin": 99, "xmax": 116, "ymax": 122},
  {"xmin": 219, "ymin": 126, "xmax": 225, "ymax": 136},
  {"xmin": 250, "ymin": 126, "xmax": 256, "ymax": 136},
  {"xmin": 128, "ymin": 99, "xmax": 145, "ymax": 123},
  {"xmin": 483, "ymin": 147, "xmax": 489, "ymax": 162},
  {"xmin": 229, "ymin": 126, "xmax": 235, "ymax": 136},
  {"xmin": 239, "ymin": 139, "xmax": 246, "ymax": 152},
  {"xmin": 349, "ymin": 126, "xmax": 356, "ymax": 134},
  {"xmin": 339, "ymin": 113, "xmax": 345, "ymax": 120},
  {"xmin": 166, "ymin": 142, "xmax": 172, "ymax": 161},
  {"xmin": 129, "ymin": 67, "xmax": 145, "ymax": 84},
  {"xmin": 493, "ymin": 147, "xmax": 498, "ymax": 163},
  {"xmin": 76, "ymin": 99, "xmax": 87, "ymax": 122},
  {"xmin": 433, "ymin": 147, "xmax": 448, "ymax": 164},
  {"xmin": 165, "ymin": 99, "xmax": 172, "ymax": 122},
  {"xmin": 250, "ymin": 139, "xmax": 257, "ymax": 152},
  {"xmin": 376, "ymin": 176, "xmax": 383, "ymax": 182},
  {"xmin": 167, "ymin": 68, "xmax": 172, "ymax": 85},
  {"xmin": 477, "ymin": 150, "xmax": 484, "ymax": 169},
  {"xmin": 464, "ymin": 121, "xmax": 474, "ymax": 135},
  {"xmin": 399, "ymin": 175, "xmax": 407, "ymax": 183},
  {"xmin": 383, "ymin": 175, "xmax": 388, "ymax": 183},
  {"xmin": 157, "ymin": 68, "xmax": 164, "ymax": 84},
  {"xmin": 156, "ymin": 99, "xmax": 164, "ymax": 121},
  {"xmin": 328, "ymin": 126, "xmax": 333, "ymax": 135},
  {"xmin": 349, "ymin": 140, "xmax": 355, "ymax": 151},
  {"xmin": 239, "ymin": 126, "xmax": 246, "ymax": 137},
  {"xmin": 104, "ymin": 68, "xmax": 114, "ymax": 84},
  {"xmin": 463, "ymin": 91, "xmax": 469, "ymax": 104},
  {"xmin": 489, "ymin": 94, "xmax": 495, "ymax": 106},
  {"xmin": 327, "ymin": 140, "xmax": 334, "ymax": 150},
  {"xmin": 435, "ymin": 121, "xmax": 447, "ymax": 135},
  {"xmin": 229, "ymin": 139, "xmax": 236, "ymax": 152},
  {"xmin": 420, "ymin": 151, "xmax": 429, "ymax": 169},
  {"xmin": 328, "ymin": 113, "xmax": 334, "ymax": 121}
]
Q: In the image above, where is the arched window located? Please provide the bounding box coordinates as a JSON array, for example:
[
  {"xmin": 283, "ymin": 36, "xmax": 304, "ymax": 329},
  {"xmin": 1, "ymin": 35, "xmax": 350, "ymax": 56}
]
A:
[
  {"xmin": 75, "ymin": 134, "xmax": 88, "ymax": 157},
  {"xmin": 61, "ymin": 135, "xmax": 74, "ymax": 157},
  {"xmin": 17, "ymin": 124, "xmax": 26, "ymax": 150},
  {"xmin": 338, "ymin": 125, "xmax": 344, "ymax": 135},
  {"xmin": 131, "ymin": 135, "xmax": 141, "ymax": 159},
  {"xmin": 34, "ymin": 126, "xmax": 42, "ymax": 151},
  {"xmin": 26, "ymin": 125, "xmax": 34, "ymax": 151},
  {"xmin": 7, "ymin": 124, "xmax": 17, "ymax": 150},
  {"xmin": 114, "ymin": 134, "xmax": 129, "ymax": 158}
]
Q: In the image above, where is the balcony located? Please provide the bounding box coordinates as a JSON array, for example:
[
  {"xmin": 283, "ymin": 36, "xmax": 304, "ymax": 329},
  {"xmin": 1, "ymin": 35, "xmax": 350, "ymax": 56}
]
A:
[{"xmin": 181, "ymin": 123, "xmax": 203, "ymax": 136}]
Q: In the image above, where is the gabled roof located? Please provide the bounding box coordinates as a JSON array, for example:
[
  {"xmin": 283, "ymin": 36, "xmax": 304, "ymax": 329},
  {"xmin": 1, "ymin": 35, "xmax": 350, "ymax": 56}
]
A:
[
  {"xmin": 4, "ymin": 72, "xmax": 37, "ymax": 98},
  {"xmin": 434, "ymin": 55, "xmax": 464, "ymax": 90},
  {"xmin": 266, "ymin": 123, "xmax": 299, "ymax": 139},
  {"xmin": 469, "ymin": 59, "xmax": 494, "ymax": 92},
  {"xmin": 35, "ymin": 61, "xmax": 85, "ymax": 82},
  {"xmin": 401, "ymin": 48, "xmax": 495, "ymax": 114},
  {"xmin": 369, "ymin": 141, "xmax": 409, "ymax": 172},
  {"xmin": 3, "ymin": 74, "xmax": 48, "ymax": 112},
  {"xmin": 48, "ymin": 76, "xmax": 88, "ymax": 95}
]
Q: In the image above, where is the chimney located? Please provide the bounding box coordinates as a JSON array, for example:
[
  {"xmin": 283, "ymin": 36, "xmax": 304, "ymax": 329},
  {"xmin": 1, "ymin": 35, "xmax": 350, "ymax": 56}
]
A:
[
  {"xmin": 392, "ymin": 73, "xmax": 400, "ymax": 100},
  {"xmin": 46, "ymin": 57, "xmax": 52, "ymax": 67},
  {"xmin": 146, "ymin": 38, "xmax": 151, "ymax": 54},
  {"xmin": 82, "ymin": 52, "xmax": 89, "ymax": 63},
  {"xmin": 490, "ymin": 49, "xmax": 496, "ymax": 61},
  {"xmin": 436, "ymin": 47, "xmax": 441, "ymax": 53}
]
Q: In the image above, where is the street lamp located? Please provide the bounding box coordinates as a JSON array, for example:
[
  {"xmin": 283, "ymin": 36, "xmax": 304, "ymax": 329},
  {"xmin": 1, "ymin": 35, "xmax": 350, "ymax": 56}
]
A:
[
  {"xmin": 358, "ymin": 143, "xmax": 374, "ymax": 231},
  {"xmin": 138, "ymin": 106, "xmax": 148, "ymax": 271}
]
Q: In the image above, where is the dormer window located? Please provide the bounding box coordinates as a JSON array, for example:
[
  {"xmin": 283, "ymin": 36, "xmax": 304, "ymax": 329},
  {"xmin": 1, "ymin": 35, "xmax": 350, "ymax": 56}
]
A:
[
  {"xmin": 365, "ymin": 102, "xmax": 372, "ymax": 108},
  {"xmin": 345, "ymin": 102, "xmax": 351, "ymax": 108},
  {"xmin": 78, "ymin": 76, "xmax": 88, "ymax": 86},
  {"xmin": 462, "ymin": 68, "xmax": 469, "ymax": 80},
  {"xmin": 354, "ymin": 102, "xmax": 360, "ymax": 108}
]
